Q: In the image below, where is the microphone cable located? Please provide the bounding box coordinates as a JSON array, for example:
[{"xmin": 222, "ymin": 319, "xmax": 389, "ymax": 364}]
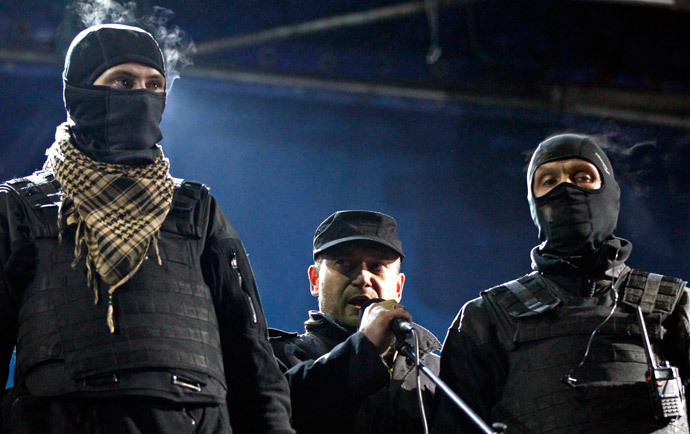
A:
[
  {"xmin": 561, "ymin": 249, "xmax": 623, "ymax": 387},
  {"xmin": 410, "ymin": 327, "xmax": 429, "ymax": 434},
  {"xmin": 361, "ymin": 298, "xmax": 430, "ymax": 433}
]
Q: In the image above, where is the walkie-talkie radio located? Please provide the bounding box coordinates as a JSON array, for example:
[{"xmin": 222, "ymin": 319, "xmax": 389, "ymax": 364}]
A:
[{"xmin": 636, "ymin": 306, "xmax": 685, "ymax": 420}]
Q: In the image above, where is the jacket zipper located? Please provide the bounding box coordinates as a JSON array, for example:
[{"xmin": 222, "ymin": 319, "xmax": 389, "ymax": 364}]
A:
[
  {"xmin": 171, "ymin": 375, "xmax": 202, "ymax": 392},
  {"xmin": 231, "ymin": 253, "xmax": 257, "ymax": 323},
  {"xmin": 245, "ymin": 294, "xmax": 258, "ymax": 324}
]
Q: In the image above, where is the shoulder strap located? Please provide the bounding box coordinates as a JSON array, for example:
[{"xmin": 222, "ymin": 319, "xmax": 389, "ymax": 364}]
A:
[
  {"xmin": 5, "ymin": 170, "xmax": 61, "ymax": 238},
  {"xmin": 174, "ymin": 178, "xmax": 205, "ymax": 201},
  {"xmin": 483, "ymin": 272, "xmax": 561, "ymax": 318},
  {"xmin": 622, "ymin": 269, "xmax": 686, "ymax": 314},
  {"xmin": 6, "ymin": 170, "xmax": 60, "ymax": 209},
  {"xmin": 164, "ymin": 178, "xmax": 209, "ymax": 237}
]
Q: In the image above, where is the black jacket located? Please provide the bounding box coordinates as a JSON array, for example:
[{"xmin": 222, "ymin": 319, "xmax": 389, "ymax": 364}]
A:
[
  {"xmin": 0, "ymin": 170, "xmax": 294, "ymax": 434},
  {"xmin": 270, "ymin": 311, "xmax": 441, "ymax": 434}
]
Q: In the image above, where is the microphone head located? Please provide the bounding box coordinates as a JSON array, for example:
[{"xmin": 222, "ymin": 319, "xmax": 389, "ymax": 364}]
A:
[
  {"xmin": 358, "ymin": 298, "xmax": 385, "ymax": 322},
  {"xmin": 391, "ymin": 318, "xmax": 414, "ymax": 335},
  {"xmin": 357, "ymin": 298, "xmax": 415, "ymax": 341}
]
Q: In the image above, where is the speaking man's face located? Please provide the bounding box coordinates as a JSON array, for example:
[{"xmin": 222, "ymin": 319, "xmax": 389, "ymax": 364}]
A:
[{"xmin": 309, "ymin": 241, "xmax": 404, "ymax": 330}]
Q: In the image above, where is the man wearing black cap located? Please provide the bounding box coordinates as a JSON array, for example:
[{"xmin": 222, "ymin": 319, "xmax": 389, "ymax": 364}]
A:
[
  {"xmin": 431, "ymin": 134, "xmax": 690, "ymax": 433},
  {"xmin": 0, "ymin": 24, "xmax": 293, "ymax": 433},
  {"xmin": 269, "ymin": 210, "xmax": 441, "ymax": 434}
]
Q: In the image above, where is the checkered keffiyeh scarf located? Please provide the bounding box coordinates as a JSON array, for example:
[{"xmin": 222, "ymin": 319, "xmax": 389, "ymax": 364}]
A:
[{"xmin": 45, "ymin": 123, "xmax": 174, "ymax": 333}]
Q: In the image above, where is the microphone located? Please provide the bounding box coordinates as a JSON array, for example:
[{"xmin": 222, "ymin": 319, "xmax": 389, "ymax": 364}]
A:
[
  {"xmin": 359, "ymin": 298, "xmax": 415, "ymax": 340},
  {"xmin": 391, "ymin": 317, "xmax": 414, "ymax": 337}
]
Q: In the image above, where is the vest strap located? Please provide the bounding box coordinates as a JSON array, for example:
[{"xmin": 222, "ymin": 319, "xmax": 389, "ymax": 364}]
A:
[
  {"xmin": 5, "ymin": 170, "xmax": 61, "ymax": 238},
  {"xmin": 622, "ymin": 269, "xmax": 686, "ymax": 314},
  {"xmin": 486, "ymin": 273, "xmax": 561, "ymax": 318}
]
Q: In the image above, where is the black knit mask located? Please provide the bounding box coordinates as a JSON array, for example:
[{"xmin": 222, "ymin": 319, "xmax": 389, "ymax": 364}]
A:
[
  {"xmin": 62, "ymin": 24, "xmax": 166, "ymax": 165},
  {"xmin": 527, "ymin": 134, "xmax": 620, "ymax": 257}
]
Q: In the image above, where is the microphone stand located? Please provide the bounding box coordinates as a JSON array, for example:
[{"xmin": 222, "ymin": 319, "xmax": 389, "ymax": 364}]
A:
[{"xmin": 396, "ymin": 336, "xmax": 507, "ymax": 434}]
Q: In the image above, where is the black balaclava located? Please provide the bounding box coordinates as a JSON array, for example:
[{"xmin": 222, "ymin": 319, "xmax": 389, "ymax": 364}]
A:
[
  {"xmin": 63, "ymin": 23, "xmax": 166, "ymax": 165},
  {"xmin": 527, "ymin": 134, "xmax": 630, "ymax": 274}
]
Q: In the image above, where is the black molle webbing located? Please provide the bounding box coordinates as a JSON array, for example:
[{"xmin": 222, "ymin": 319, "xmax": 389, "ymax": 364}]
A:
[
  {"xmin": 6, "ymin": 170, "xmax": 61, "ymax": 238},
  {"xmin": 623, "ymin": 269, "xmax": 686, "ymax": 314},
  {"xmin": 489, "ymin": 274, "xmax": 561, "ymax": 318},
  {"xmin": 514, "ymin": 310, "xmax": 664, "ymax": 343},
  {"xmin": 7, "ymin": 170, "xmax": 61, "ymax": 209}
]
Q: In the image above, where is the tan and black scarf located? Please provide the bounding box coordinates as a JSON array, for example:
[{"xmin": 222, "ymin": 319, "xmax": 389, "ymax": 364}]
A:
[{"xmin": 45, "ymin": 123, "xmax": 174, "ymax": 333}]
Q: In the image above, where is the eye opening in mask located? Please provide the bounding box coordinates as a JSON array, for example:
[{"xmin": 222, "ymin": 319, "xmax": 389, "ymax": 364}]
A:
[
  {"xmin": 91, "ymin": 62, "xmax": 167, "ymax": 93},
  {"xmin": 532, "ymin": 157, "xmax": 604, "ymax": 198}
]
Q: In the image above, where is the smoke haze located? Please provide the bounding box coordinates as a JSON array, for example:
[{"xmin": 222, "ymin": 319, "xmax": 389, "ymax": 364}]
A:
[
  {"xmin": 72, "ymin": 0, "xmax": 137, "ymax": 28},
  {"xmin": 141, "ymin": 6, "xmax": 196, "ymax": 90},
  {"xmin": 70, "ymin": 0, "xmax": 195, "ymax": 90}
]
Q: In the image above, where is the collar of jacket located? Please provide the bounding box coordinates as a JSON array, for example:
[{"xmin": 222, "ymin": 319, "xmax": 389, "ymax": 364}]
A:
[{"xmin": 542, "ymin": 262, "xmax": 630, "ymax": 299}]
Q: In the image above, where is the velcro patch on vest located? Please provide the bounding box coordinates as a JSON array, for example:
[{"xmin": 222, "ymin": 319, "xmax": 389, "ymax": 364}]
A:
[
  {"xmin": 488, "ymin": 274, "xmax": 561, "ymax": 318},
  {"xmin": 622, "ymin": 269, "xmax": 686, "ymax": 314}
]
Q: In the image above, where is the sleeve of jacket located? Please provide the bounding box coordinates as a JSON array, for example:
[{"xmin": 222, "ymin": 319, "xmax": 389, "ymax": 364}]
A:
[
  {"xmin": 0, "ymin": 187, "xmax": 21, "ymax": 420},
  {"xmin": 201, "ymin": 196, "xmax": 294, "ymax": 434},
  {"xmin": 283, "ymin": 331, "xmax": 390, "ymax": 434},
  {"xmin": 662, "ymin": 284, "xmax": 690, "ymax": 382},
  {"xmin": 430, "ymin": 297, "xmax": 509, "ymax": 434}
]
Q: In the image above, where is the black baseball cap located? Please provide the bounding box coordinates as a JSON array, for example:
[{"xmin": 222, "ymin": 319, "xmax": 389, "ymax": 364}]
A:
[{"xmin": 313, "ymin": 210, "xmax": 404, "ymax": 260}]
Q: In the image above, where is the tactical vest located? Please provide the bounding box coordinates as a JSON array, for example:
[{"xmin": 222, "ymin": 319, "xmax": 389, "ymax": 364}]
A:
[
  {"xmin": 482, "ymin": 271, "xmax": 689, "ymax": 433},
  {"xmin": 5, "ymin": 170, "xmax": 227, "ymax": 401}
]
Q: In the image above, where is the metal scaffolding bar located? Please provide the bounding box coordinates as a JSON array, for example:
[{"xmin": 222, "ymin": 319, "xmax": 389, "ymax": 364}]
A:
[
  {"xmin": 1, "ymin": 50, "xmax": 689, "ymax": 129},
  {"xmin": 194, "ymin": 0, "xmax": 464, "ymax": 55},
  {"xmin": 183, "ymin": 66, "xmax": 690, "ymax": 130},
  {"xmin": 0, "ymin": 48, "xmax": 58, "ymax": 64},
  {"xmin": 576, "ymin": 0, "xmax": 678, "ymax": 6}
]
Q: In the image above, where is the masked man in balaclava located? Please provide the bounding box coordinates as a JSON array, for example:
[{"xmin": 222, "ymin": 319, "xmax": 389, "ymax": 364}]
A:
[
  {"xmin": 431, "ymin": 134, "xmax": 690, "ymax": 433},
  {"xmin": 0, "ymin": 24, "xmax": 294, "ymax": 434}
]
